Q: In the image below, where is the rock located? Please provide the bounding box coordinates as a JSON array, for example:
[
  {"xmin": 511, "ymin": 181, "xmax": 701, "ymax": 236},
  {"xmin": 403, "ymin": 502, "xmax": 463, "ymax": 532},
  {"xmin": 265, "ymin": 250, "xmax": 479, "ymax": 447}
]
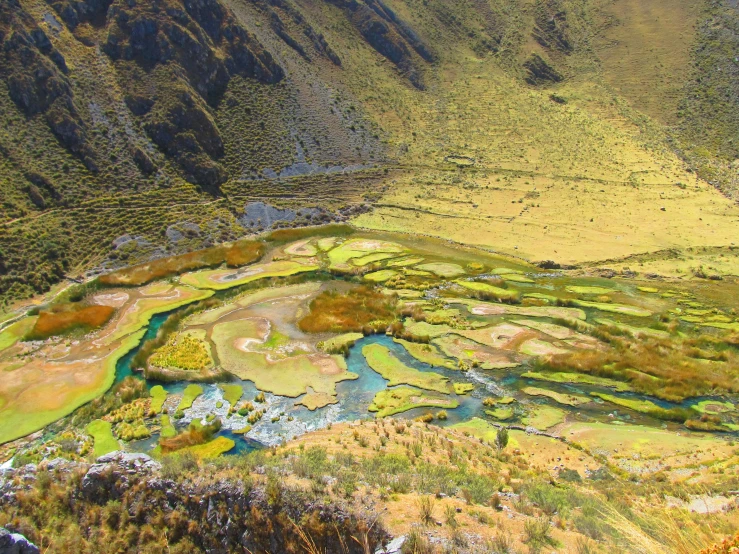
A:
[
  {"xmin": 0, "ymin": 527, "xmax": 40, "ymax": 554},
  {"xmin": 376, "ymin": 535, "xmax": 406, "ymax": 554}
]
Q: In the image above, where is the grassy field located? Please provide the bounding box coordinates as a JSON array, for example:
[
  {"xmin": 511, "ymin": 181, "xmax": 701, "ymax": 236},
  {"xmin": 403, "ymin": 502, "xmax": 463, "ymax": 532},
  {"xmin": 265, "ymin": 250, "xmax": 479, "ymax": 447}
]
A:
[
  {"xmin": 368, "ymin": 386, "xmax": 458, "ymax": 418},
  {"xmin": 85, "ymin": 420, "xmax": 120, "ymax": 459}
]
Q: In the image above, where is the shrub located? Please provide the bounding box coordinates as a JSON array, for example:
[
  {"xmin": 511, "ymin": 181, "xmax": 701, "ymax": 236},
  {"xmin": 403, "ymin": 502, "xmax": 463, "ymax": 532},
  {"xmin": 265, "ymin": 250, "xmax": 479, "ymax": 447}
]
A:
[
  {"xmin": 298, "ymin": 286, "xmax": 398, "ymax": 333},
  {"xmin": 26, "ymin": 304, "xmax": 115, "ymax": 339}
]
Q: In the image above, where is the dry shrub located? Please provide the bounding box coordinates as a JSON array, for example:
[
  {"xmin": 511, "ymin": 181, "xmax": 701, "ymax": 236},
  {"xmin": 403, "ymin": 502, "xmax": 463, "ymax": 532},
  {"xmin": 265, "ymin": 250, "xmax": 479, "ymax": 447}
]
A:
[
  {"xmin": 225, "ymin": 239, "xmax": 264, "ymax": 267},
  {"xmin": 26, "ymin": 304, "xmax": 115, "ymax": 339},
  {"xmin": 100, "ymin": 240, "xmax": 264, "ymax": 286},
  {"xmin": 159, "ymin": 420, "xmax": 221, "ymax": 454},
  {"xmin": 298, "ymin": 286, "xmax": 397, "ymax": 333}
]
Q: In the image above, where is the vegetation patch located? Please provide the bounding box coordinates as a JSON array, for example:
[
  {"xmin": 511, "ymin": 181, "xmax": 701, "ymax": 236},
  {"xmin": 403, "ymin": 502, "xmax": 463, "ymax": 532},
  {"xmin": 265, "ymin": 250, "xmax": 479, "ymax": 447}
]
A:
[
  {"xmin": 0, "ymin": 316, "xmax": 37, "ymax": 353},
  {"xmin": 180, "ymin": 260, "xmax": 318, "ymax": 291},
  {"xmin": 591, "ymin": 393, "xmax": 693, "ymax": 423},
  {"xmin": 566, "ymin": 286, "xmax": 616, "ymax": 295},
  {"xmin": 212, "ymin": 318, "xmax": 357, "ymax": 397},
  {"xmin": 485, "ymin": 407, "xmax": 514, "ymax": 420},
  {"xmin": 572, "ymin": 300, "xmax": 652, "ymax": 317},
  {"xmin": 456, "ymin": 299, "xmax": 586, "ymax": 320},
  {"xmin": 416, "ymin": 262, "xmax": 466, "ymax": 278},
  {"xmin": 692, "ymin": 399, "xmax": 735, "ymax": 415},
  {"xmin": 363, "ymin": 270, "xmax": 398, "ymax": 282},
  {"xmin": 434, "ymin": 335, "xmax": 519, "ymax": 369},
  {"xmin": 299, "ymin": 286, "xmax": 397, "ymax": 333},
  {"xmin": 362, "ymin": 343, "xmax": 450, "ymax": 392},
  {"xmin": 327, "ymin": 239, "xmax": 405, "ymax": 270},
  {"xmin": 150, "ymin": 329, "xmax": 213, "ymax": 371},
  {"xmin": 176, "ymin": 384, "xmax": 204, "ymax": 412},
  {"xmin": 521, "ymin": 386, "xmax": 590, "ymax": 406},
  {"xmin": 522, "ymin": 371, "xmax": 633, "ymax": 391},
  {"xmin": 519, "ymin": 339, "xmax": 569, "ymax": 356},
  {"xmin": 521, "ymin": 405, "xmax": 566, "ymax": 430},
  {"xmin": 453, "ymin": 383, "xmax": 474, "ymax": 395},
  {"xmin": 455, "ymin": 280, "xmax": 520, "ymax": 302},
  {"xmin": 318, "ymin": 332, "xmax": 364, "ymax": 355},
  {"xmin": 219, "ymin": 384, "xmax": 244, "ymax": 407},
  {"xmin": 149, "ymin": 385, "xmax": 168, "ymax": 414},
  {"xmin": 159, "ymin": 414, "xmax": 176, "ymax": 439},
  {"xmin": 368, "ymin": 386, "xmax": 458, "ymax": 417},
  {"xmin": 86, "ymin": 419, "xmax": 120, "ymax": 458},
  {"xmin": 594, "ymin": 318, "xmax": 670, "ymax": 339},
  {"xmin": 394, "ymin": 338, "xmax": 456, "ymax": 369},
  {"xmin": 352, "ymin": 252, "xmax": 398, "ymax": 266},
  {"xmin": 100, "ymin": 240, "xmax": 264, "ymax": 287},
  {"xmin": 296, "ymin": 391, "xmax": 338, "ymax": 410},
  {"xmin": 26, "ymin": 304, "xmax": 115, "ymax": 340}
]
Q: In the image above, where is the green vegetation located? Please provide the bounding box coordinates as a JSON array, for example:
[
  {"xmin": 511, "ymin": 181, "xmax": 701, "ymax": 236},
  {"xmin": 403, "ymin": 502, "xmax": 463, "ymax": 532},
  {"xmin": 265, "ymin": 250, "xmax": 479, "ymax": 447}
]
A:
[
  {"xmin": 692, "ymin": 399, "xmax": 735, "ymax": 415},
  {"xmin": 522, "ymin": 371, "xmax": 633, "ymax": 392},
  {"xmin": 86, "ymin": 420, "xmax": 120, "ymax": 458},
  {"xmin": 160, "ymin": 415, "xmax": 176, "ymax": 439},
  {"xmin": 485, "ymin": 407, "xmax": 514, "ymax": 420},
  {"xmin": 149, "ymin": 386, "xmax": 168, "ymax": 414},
  {"xmin": 453, "ymin": 383, "xmax": 474, "ymax": 395},
  {"xmin": 318, "ymin": 332, "xmax": 364, "ymax": 355},
  {"xmin": 219, "ymin": 385, "xmax": 244, "ymax": 407},
  {"xmin": 566, "ymin": 286, "xmax": 616, "ymax": 295},
  {"xmin": 521, "ymin": 405, "xmax": 566, "ymax": 430},
  {"xmin": 591, "ymin": 393, "xmax": 693, "ymax": 422},
  {"xmin": 455, "ymin": 280, "xmax": 520, "ymax": 302},
  {"xmin": 368, "ymin": 386, "xmax": 458, "ymax": 417},
  {"xmin": 394, "ymin": 338, "xmax": 456, "ymax": 369},
  {"xmin": 150, "ymin": 330, "xmax": 213, "ymax": 371},
  {"xmin": 176, "ymin": 385, "xmax": 204, "ymax": 412},
  {"xmin": 179, "ymin": 261, "xmax": 318, "ymax": 291},
  {"xmin": 416, "ymin": 263, "xmax": 465, "ymax": 278},
  {"xmin": 572, "ymin": 300, "xmax": 652, "ymax": 318},
  {"xmin": 0, "ymin": 316, "xmax": 37, "ymax": 353},
  {"xmin": 362, "ymin": 344, "xmax": 450, "ymax": 393},
  {"xmin": 363, "ymin": 270, "xmax": 397, "ymax": 282},
  {"xmin": 521, "ymin": 387, "xmax": 590, "ymax": 406}
]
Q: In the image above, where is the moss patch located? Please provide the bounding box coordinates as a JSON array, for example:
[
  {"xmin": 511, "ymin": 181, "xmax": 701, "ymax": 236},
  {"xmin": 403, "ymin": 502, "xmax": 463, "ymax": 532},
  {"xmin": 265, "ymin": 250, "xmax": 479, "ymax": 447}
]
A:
[
  {"xmin": 296, "ymin": 391, "xmax": 338, "ymax": 410},
  {"xmin": 454, "ymin": 383, "xmax": 474, "ymax": 395},
  {"xmin": 86, "ymin": 419, "xmax": 120, "ymax": 458},
  {"xmin": 521, "ymin": 386, "xmax": 590, "ymax": 406},
  {"xmin": 219, "ymin": 384, "xmax": 243, "ymax": 407},
  {"xmin": 318, "ymin": 333, "xmax": 364, "ymax": 354},
  {"xmin": 362, "ymin": 343, "xmax": 450, "ymax": 392},
  {"xmin": 176, "ymin": 384, "xmax": 203, "ymax": 412},
  {"xmin": 180, "ymin": 260, "xmax": 318, "ymax": 291},
  {"xmin": 521, "ymin": 405, "xmax": 566, "ymax": 430},
  {"xmin": 160, "ymin": 414, "xmax": 176, "ymax": 439},
  {"xmin": 394, "ymin": 338, "xmax": 456, "ymax": 369},
  {"xmin": 0, "ymin": 316, "xmax": 37, "ymax": 353},
  {"xmin": 522, "ymin": 371, "xmax": 632, "ymax": 391},
  {"xmin": 416, "ymin": 262, "xmax": 466, "ymax": 278},
  {"xmin": 363, "ymin": 270, "xmax": 398, "ymax": 282},
  {"xmin": 368, "ymin": 386, "xmax": 458, "ymax": 417},
  {"xmin": 485, "ymin": 407, "xmax": 514, "ymax": 420},
  {"xmin": 455, "ymin": 280, "xmax": 520, "ymax": 301},
  {"xmin": 179, "ymin": 436, "xmax": 235, "ymax": 459},
  {"xmin": 149, "ymin": 385, "xmax": 168, "ymax": 414},
  {"xmin": 692, "ymin": 399, "xmax": 735, "ymax": 415},
  {"xmin": 572, "ymin": 300, "xmax": 652, "ymax": 317},
  {"xmin": 566, "ymin": 285, "xmax": 616, "ymax": 295}
]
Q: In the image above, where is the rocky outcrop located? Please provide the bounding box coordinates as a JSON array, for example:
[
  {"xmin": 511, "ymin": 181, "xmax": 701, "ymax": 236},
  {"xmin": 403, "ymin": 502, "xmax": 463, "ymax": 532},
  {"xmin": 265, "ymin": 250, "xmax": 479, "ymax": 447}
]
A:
[
  {"xmin": 523, "ymin": 53, "xmax": 563, "ymax": 86},
  {"xmin": 532, "ymin": 0, "xmax": 573, "ymax": 54},
  {"xmin": 0, "ymin": 528, "xmax": 39, "ymax": 554},
  {"xmin": 327, "ymin": 0, "xmax": 433, "ymax": 88},
  {"xmin": 0, "ymin": 455, "xmax": 388, "ymax": 554},
  {"xmin": 0, "ymin": 0, "xmax": 97, "ymax": 170}
]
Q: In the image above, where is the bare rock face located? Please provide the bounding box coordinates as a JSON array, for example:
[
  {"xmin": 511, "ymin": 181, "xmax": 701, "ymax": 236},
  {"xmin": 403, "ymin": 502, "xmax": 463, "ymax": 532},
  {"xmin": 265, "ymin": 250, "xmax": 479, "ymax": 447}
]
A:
[{"xmin": 0, "ymin": 528, "xmax": 40, "ymax": 554}]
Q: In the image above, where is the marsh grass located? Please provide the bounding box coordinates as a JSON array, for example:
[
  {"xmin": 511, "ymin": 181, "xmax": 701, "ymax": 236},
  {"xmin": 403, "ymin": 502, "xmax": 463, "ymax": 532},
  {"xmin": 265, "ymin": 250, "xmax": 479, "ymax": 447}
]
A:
[
  {"xmin": 99, "ymin": 239, "xmax": 264, "ymax": 286},
  {"xmin": 25, "ymin": 303, "xmax": 115, "ymax": 340},
  {"xmin": 266, "ymin": 224, "xmax": 355, "ymax": 244}
]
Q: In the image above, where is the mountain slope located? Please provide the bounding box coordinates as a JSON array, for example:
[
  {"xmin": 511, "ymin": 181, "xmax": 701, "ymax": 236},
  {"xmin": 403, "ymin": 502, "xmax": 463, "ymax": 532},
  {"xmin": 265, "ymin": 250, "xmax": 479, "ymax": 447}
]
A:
[{"xmin": 1, "ymin": 0, "xmax": 739, "ymax": 308}]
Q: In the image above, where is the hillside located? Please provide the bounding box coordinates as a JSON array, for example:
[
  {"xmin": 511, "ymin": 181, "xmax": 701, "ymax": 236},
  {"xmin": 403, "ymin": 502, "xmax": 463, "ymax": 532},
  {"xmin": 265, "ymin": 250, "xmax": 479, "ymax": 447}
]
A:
[{"xmin": 1, "ymin": 0, "xmax": 738, "ymax": 308}]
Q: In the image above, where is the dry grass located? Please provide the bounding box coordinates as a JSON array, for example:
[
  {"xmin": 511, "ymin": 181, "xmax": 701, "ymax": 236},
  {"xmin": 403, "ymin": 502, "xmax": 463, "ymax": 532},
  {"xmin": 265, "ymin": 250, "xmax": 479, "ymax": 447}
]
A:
[
  {"xmin": 298, "ymin": 286, "xmax": 397, "ymax": 333},
  {"xmin": 26, "ymin": 304, "xmax": 115, "ymax": 340}
]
